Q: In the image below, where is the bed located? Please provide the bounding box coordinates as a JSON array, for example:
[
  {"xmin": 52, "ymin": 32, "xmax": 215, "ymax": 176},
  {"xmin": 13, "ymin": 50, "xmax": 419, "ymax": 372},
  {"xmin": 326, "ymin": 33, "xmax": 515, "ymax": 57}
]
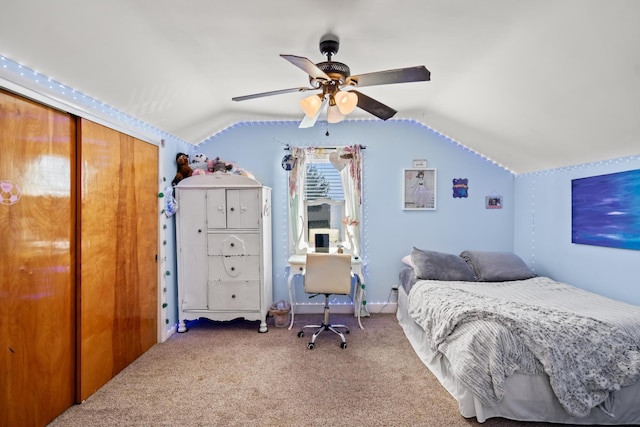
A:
[{"xmin": 396, "ymin": 247, "xmax": 640, "ymax": 424}]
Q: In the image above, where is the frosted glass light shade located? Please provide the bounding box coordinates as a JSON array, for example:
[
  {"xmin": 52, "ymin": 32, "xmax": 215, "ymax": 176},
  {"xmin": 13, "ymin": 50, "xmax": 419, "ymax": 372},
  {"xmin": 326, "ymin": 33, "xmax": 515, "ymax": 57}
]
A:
[
  {"xmin": 327, "ymin": 104, "xmax": 345, "ymax": 123},
  {"xmin": 300, "ymin": 94, "xmax": 323, "ymax": 118},
  {"xmin": 335, "ymin": 91, "xmax": 358, "ymax": 115}
]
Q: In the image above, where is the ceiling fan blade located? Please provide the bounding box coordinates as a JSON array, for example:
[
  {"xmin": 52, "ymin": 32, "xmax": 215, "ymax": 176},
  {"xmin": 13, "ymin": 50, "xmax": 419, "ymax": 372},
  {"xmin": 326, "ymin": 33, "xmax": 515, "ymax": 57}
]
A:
[
  {"xmin": 348, "ymin": 66, "xmax": 430, "ymax": 88},
  {"xmin": 352, "ymin": 90, "xmax": 397, "ymax": 120},
  {"xmin": 280, "ymin": 54, "xmax": 331, "ymax": 81},
  {"xmin": 232, "ymin": 86, "xmax": 315, "ymax": 102},
  {"xmin": 299, "ymin": 97, "xmax": 328, "ymax": 128}
]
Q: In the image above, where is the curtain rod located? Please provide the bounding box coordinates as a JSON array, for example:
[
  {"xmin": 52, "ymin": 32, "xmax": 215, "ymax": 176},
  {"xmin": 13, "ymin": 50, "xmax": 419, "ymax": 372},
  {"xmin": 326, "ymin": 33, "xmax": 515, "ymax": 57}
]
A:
[{"xmin": 284, "ymin": 144, "xmax": 366, "ymax": 151}]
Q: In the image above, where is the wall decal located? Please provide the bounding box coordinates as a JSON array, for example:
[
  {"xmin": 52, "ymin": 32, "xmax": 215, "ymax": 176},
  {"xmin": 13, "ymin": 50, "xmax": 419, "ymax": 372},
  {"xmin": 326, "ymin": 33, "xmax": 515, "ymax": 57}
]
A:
[
  {"xmin": 572, "ymin": 169, "xmax": 640, "ymax": 250},
  {"xmin": 452, "ymin": 178, "xmax": 468, "ymax": 198},
  {"xmin": 0, "ymin": 180, "xmax": 22, "ymax": 206}
]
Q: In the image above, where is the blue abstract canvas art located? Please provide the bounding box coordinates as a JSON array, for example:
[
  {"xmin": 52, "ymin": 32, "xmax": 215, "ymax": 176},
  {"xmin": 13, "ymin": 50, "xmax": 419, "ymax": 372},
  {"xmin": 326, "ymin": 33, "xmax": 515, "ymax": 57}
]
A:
[{"xmin": 571, "ymin": 169, "xmax": 640, "ymax": 250}]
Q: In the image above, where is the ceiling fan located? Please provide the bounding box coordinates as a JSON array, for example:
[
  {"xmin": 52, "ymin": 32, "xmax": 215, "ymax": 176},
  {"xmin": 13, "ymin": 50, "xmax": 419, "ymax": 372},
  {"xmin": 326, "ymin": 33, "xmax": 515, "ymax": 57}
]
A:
[{"xmin": 231, "ymin": 34, "xmax": 431, "ymax": 128}]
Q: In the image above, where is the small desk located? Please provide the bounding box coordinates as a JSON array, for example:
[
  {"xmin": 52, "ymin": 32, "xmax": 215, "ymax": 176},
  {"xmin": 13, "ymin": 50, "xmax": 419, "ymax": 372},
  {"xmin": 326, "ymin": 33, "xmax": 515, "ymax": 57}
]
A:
[{"xmin": 287, "ymin": 254, "xmax": 365, "ymax": 330}]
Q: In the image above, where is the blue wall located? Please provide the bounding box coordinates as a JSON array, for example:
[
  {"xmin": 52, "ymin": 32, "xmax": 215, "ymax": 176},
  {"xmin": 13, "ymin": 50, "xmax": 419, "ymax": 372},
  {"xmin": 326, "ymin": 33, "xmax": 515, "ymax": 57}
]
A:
[
  {"xmin": 191, "ymin": 119, "xmax": 515, "ymax": 306},
  {"xmin": 514, "ymin": 156, "xmax": 640, "ymax": 306},
  {"xmin": 165, "ymin": 119, "xmax": 640, "ymax": 329}
]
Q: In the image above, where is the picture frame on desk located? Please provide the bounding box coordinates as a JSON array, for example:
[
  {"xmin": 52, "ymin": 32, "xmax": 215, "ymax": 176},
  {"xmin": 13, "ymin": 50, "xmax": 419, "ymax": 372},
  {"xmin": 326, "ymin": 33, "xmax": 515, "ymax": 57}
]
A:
[{"xmin": 403, "ymin": 168, "xmax": 436, "ymax": 210}]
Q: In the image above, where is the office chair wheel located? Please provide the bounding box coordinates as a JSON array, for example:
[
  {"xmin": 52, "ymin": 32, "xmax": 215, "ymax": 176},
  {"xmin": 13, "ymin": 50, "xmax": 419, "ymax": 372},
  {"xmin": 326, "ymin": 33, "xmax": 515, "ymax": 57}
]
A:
[
  {"xmin": 340, "ymin": 342, "xmax": 347, "ymax": 349},
  {"xmin": 297, "ymin": 331, "xmax": 304, "ymax": 338},
  {"xmin": 307, "ymin": 342, "xmax": 315, "ymax": 350}
]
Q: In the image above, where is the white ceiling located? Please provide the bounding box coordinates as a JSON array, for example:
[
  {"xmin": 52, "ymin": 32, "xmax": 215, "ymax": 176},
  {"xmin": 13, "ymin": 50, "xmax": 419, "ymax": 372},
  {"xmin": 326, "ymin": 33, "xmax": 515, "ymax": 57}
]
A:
[{"xmin": 1, "ymin": 0, "xmax": 639, "ymax": 173}]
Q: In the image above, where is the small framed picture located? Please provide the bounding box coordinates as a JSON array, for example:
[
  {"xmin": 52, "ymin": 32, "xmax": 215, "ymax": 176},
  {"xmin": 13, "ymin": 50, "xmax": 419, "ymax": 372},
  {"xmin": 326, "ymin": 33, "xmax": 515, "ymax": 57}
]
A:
[
  {"xmin": 485, "ymin": 196, "xmax": 503, "ymax": 209},
  {"xmin": 403, "ymin": 168, "xmax": 437, "ymax": 210},
  {"xmin": 412, "ymin": 159, "xmax": 428, "ymax": 168}
]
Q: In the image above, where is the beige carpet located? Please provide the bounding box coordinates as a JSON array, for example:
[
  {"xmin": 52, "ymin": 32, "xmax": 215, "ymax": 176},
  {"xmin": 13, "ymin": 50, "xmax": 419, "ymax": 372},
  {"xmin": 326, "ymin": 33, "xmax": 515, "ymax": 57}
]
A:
[{"xmin": 48, "ymin": 313, "xmax": 558, "ymax": 427}]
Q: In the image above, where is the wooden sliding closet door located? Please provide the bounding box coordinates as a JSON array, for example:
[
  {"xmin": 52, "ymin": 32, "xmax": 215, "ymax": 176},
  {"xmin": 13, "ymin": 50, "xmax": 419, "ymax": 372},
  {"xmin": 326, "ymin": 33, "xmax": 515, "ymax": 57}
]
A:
[
  {"xmin": 0, "ymin": 89, "xmax": 75, "ymax": 426},
  {"xmin": 77, "ymin": 119, "xmax": 158, "ymax": 401}
]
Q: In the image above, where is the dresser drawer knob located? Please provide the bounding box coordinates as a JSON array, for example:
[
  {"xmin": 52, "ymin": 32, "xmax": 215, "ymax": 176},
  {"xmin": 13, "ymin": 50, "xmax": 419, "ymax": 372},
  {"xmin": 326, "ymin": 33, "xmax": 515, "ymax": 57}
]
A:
[{"xmin": 231, "ymin": 294, "xmax": 236, "ymax": 299}]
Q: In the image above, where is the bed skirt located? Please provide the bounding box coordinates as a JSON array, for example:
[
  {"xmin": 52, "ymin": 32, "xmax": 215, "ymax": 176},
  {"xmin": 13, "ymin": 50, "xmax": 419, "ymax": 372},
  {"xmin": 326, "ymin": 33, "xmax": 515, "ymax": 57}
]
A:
[{"xmin": 396, "ymin": 283, "xmax": 640, "ymax": 425}]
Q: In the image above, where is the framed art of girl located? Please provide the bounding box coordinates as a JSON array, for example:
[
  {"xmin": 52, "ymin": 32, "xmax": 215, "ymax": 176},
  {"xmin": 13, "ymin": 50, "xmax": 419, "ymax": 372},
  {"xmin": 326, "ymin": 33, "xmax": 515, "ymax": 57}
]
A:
[{"xmin": 403, "ymin": 168, "xmax": 436, "ymax": 210}]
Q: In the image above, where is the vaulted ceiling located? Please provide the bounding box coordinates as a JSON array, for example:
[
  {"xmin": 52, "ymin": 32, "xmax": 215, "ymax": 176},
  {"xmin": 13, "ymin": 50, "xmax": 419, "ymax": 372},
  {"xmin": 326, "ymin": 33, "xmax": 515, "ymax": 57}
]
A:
[{"xmin": 1, "ymin": 0, "xmax": 638, "ymax": 173}]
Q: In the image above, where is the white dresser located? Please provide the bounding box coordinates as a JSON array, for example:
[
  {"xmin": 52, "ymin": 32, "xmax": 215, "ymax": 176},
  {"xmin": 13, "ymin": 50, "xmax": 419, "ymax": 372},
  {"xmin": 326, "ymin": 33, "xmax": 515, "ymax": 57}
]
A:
[{"xmin": 174, "ymin": 173, "xmax": 272, "ymax": 333}]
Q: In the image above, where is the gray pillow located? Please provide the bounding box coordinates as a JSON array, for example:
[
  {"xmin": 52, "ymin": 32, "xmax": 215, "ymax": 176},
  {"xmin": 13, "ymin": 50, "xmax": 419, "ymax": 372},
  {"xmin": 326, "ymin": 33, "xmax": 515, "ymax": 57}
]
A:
[
  {"xmin": 410, "ymin": 247, "xmax": 475, "ymax": 281},
  {"xmin": 460, "ymin": 250, "xmax": 535, "ymax": 282}
]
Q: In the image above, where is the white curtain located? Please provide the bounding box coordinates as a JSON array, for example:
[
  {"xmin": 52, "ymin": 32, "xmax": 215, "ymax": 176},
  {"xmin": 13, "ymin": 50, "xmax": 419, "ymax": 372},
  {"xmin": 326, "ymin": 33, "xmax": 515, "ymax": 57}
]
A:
[
  {"xmin": 339, "ymin": 145, "xmax": 368, "ymax": 317},
  {"xmin": 339, "ymin": 145, "xmax": 363, "ymax": 258},
  {"xmin": 288, "ymin": 147, "xmax": 308, "ymax": 255}
]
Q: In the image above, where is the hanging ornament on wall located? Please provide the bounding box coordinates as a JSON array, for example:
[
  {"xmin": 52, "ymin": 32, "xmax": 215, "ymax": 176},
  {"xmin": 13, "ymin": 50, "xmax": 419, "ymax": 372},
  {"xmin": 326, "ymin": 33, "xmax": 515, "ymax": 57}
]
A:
[
  {"xmin": 281, "ymin": 154, "xmax": 294, "ymax": 171},
  {"xmin": 329, "ymin": 151, "xmax": 350, "ymax": 171}
]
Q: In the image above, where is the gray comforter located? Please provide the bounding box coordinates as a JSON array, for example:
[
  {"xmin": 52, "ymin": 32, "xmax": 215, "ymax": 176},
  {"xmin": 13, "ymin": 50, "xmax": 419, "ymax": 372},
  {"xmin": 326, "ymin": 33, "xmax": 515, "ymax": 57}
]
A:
[{"xmin": 407, "ymin": 276, "xmax": 640, "ymax": 418}]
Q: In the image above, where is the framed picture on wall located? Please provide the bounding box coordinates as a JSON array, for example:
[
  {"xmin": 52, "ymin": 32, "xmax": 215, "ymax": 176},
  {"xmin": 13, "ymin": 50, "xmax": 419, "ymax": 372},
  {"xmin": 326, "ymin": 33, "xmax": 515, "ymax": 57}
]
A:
[
  {"xmin": 403, "ymin": 168, "xmax": 437, "ymax": 210},
  {"xmin": 485, "ymin": 196, "xmax": 503, "ymax": 209}
]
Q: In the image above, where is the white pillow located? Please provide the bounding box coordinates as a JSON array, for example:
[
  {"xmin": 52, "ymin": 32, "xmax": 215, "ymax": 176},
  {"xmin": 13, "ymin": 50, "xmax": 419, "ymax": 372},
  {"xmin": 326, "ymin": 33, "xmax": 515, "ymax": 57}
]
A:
[{"xmin": 401, "ymin": 254, "xmax": 414, "ymax": 268}]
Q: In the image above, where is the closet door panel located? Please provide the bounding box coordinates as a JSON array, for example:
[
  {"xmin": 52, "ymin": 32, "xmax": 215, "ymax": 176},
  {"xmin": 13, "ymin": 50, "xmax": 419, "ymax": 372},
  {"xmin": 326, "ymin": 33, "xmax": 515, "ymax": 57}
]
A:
[
  {"xmin": 0, "ymin": 89, "xmax": 75, "ymax": 427},
  {"xmin": 78, "ymin": 119, "xmax": 158, "ymax": 401}
]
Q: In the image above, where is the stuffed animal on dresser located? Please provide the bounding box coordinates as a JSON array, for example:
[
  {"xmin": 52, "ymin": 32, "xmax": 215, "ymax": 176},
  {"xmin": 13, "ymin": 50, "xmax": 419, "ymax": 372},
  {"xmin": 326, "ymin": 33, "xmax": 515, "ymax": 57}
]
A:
[
  {"xmin": 209, "ymin": 157, "xmax": 233, "ymax": 173},
  {"xmin": 190, "ymin": 153, "xmax": 208, "ymax": 176},
  {"xmin": 172, "ymin": 152, "xmax": 193, "ymax": 186}
]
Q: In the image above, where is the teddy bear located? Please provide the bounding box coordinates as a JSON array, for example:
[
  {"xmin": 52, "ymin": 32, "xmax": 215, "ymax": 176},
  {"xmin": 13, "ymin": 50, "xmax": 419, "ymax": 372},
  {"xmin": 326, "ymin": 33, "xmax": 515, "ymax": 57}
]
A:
[
  {"xmin": 172, "ymin": 152, "xmax": 193, "ymax": 186},
  {"xmin": 208, "ymin": 157, "xmax": 233, "ymax": 173}
]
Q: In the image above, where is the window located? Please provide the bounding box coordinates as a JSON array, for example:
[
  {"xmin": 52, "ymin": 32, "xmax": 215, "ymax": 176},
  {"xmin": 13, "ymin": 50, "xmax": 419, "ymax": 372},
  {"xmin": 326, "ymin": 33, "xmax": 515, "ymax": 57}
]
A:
[{"xmin": 288, "ymin": 145, "xmax": 363, "ymax": 256}]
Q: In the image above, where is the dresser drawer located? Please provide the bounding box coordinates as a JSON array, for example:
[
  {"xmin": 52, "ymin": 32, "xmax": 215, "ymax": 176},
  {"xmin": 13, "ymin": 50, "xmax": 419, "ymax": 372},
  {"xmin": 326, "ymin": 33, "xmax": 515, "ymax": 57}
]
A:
[
  {"xmin": 208, "ymin": 280, "xmax": 260, "ymax": 311},
  {"xmin": 208, "ymin": 255, "xmax": 260, "ymax": 281},
  {"xmin": 207, "ymin": 233, "xmax": 260, "ymax": 256}
]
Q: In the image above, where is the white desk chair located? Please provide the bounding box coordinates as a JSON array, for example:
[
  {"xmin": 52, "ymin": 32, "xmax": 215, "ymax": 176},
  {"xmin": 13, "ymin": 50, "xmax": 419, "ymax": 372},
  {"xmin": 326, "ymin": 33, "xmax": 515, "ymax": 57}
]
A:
[{"xmin": 297, "ymin": 253, "xmax": 353, "ymax": 349}]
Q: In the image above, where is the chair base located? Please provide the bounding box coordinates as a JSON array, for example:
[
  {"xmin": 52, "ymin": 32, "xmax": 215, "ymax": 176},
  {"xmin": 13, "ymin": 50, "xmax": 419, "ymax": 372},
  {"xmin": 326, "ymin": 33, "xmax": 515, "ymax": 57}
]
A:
[
  {"xmin": 298, "ymin": 323, "xmax": 349, "ymax": 349},
  {"xmin": 297, "ymin": 295, "xmax": 349, "ymax": 349}
]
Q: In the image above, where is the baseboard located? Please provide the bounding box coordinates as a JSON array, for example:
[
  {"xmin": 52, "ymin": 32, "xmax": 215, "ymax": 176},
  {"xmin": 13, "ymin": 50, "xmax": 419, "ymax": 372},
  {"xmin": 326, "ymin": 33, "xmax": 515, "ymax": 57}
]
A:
[
  {"xmin": 291, "ymin": 302, "xmax": 397, "ymax": 315},
  {"xmin": 159, "ymin": 324, "xmax": 177, "ymax": 343},
  {"xmin": 166, "ymin": 303, "xmax": 398, "ymax": 340}
]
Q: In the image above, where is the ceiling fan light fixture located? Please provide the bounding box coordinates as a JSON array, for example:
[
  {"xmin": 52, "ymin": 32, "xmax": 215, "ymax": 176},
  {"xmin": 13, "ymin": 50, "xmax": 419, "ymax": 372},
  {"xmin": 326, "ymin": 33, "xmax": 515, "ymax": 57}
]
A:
[
  {"xmin": 327, "ymin": 104, "xmax": 345, "ymax": 123},
  {"xmin": 233, "ymin": 34, "xmax": 430, "ymax": 126},
  {"xmin": 335, "ymin": 91, "xmax": 358, "ymax": 115},
  {"xmin": 300, "ymin": 94, "xmax": 324, "ymax": 118}
]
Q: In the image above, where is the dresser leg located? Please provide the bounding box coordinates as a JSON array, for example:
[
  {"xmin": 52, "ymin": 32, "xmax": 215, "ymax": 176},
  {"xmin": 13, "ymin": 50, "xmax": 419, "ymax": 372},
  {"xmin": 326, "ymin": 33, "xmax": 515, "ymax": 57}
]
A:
[
  {"xmin": 178, "ymin": 320, "xmax": 187, "ymax": 333},
  {"xmin": 258, "ymin": 319, "xmax": 268, "ymax": 333}
]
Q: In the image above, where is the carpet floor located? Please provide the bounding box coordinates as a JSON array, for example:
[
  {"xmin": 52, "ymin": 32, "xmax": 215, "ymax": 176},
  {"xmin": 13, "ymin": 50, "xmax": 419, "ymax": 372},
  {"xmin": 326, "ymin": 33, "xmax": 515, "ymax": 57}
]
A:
[{"xmin": 48, "ymin": 313, "xmax": 562, "ymax": 427}]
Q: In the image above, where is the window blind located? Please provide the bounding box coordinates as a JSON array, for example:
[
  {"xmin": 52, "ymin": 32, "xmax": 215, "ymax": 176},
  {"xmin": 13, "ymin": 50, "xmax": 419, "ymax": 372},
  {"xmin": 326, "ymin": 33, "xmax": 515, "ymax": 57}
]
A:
[{"xmin": 304, "ymin": 156, "xmax": 344, "ymax": 201}]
